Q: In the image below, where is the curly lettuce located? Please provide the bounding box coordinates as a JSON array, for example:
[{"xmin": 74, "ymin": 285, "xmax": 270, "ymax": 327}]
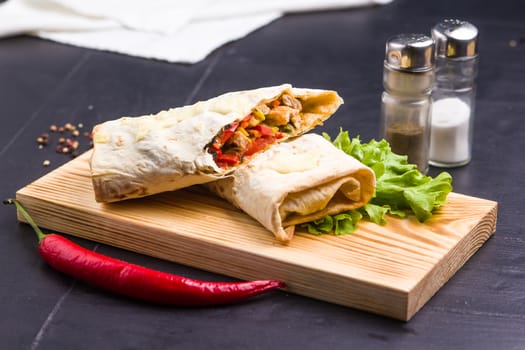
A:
[{"xmin": 300, "ymin": 130, "xmax": 453, "ymax": 235}]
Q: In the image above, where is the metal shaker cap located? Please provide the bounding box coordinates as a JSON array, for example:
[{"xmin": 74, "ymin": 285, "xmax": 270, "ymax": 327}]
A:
[
  {"xmin": 384, "ymin": 34, "xmax": 435, "ymax": 72},
  {"xmin": 432, "ymin": 19, "xmax": 478, "ymax": 58}
]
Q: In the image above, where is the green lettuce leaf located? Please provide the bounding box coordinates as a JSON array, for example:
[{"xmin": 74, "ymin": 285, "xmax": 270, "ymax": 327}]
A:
[{"xmin": 301, "ymin": 129, "xmax": 453, "ymax": 235}]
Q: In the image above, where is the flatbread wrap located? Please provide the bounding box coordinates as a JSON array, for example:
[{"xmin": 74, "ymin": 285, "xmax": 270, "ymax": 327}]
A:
[
  {"xmin": 90, "ymin": 84, "xmax": 343, "ymax": 202},
  {"xmin": 206, "ymin": 133, "xmax": 376, "ymax": 242}
]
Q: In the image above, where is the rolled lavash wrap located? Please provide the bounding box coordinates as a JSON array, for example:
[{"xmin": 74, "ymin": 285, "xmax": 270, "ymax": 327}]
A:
[
  {"xmin": 206, "ymin": 133, "xmax": 376, "ymax": 242},
  {"xmin": 90, "ymin": 84, "xmax": 343, "ymax": 203}
]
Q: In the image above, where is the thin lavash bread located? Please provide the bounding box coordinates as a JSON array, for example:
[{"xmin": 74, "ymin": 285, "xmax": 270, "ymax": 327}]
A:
[
  {"xmin": 90, "ymin": 84, "xmax": 343, "ymax": 203},
  {"xmin": 206, "ymin": 133, "xmax": 376, "ymax": 242}
]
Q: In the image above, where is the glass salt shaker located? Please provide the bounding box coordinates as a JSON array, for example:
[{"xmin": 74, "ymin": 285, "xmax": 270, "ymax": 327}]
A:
[
  {"xmin": 429, "ymin": 19, "xmax": 479, "ymax": 167},
  {"xmin": 380, "ymin": 34, "xmax": 435, "ymax": 174}
]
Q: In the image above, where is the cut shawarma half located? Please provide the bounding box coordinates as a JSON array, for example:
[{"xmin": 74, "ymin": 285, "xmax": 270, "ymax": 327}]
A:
[
  {"xmin": 90, "ymin": 84, "xmax": 343, "ymax": 202},
  {"xmin": 206, "ymin": 133, "xmax": 376, "ymax": 242}
]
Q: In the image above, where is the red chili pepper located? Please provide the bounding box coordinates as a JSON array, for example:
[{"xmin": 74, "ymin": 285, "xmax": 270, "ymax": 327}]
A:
[{"xmin": 4, "ymin": 199, "xmax": 284, "ymax": 306}]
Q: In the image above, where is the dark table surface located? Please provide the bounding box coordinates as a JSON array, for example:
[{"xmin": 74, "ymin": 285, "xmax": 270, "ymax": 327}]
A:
[{"xmin": 2, "ymin": 0, "xmax": 524, "ymax": 349}]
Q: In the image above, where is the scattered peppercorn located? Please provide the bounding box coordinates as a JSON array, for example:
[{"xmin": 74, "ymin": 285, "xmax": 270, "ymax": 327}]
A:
[
  {"xmin": 36, "ymin": 133, "xmax": 50, "ymax": 146},
  {"xmin": 509, "ymin": 36, "xmax": 525, "ymax": 48},
  {"xmin": 36, "ymin": 122, "xmax": 93, "ymax": 166}
]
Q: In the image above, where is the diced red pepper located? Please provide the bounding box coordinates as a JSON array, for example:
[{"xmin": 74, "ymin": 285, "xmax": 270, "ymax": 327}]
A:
[
  {"xmin": 253, "ymin": 124, "xmax": 273, "ymax": 137},
  {"xmin": 218, "ymin": 122, "xmax": 239, "ymax": 146},
  {"xmin": 216, "ymin": 152, "xmax": 240, "ymax": 166},
  {"xmin": 244, "ymin": 136, "xmax": 276, "ymax": 156},
  {"xmin": 240, "ymin": 114, "xmax": 253, "ymax": 129},
  {"xmin": 210, "ymin": 111, "xmax": 287, "ymax": 168}
]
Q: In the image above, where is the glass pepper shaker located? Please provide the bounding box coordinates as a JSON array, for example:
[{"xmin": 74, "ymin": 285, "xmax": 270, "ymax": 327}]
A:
[
  {"xmin": 380, "ymin": 34, "xmax": 435, "ymax": 173},
  {"xmin": 429, "ymin": 19, "xmax": 479, "ymax": 167}
]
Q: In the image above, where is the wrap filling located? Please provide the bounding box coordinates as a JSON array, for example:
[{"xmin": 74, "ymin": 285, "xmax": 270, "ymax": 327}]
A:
[{"xmin": 207, "ymin": 93, "xmax": 303, "ymax": 168}]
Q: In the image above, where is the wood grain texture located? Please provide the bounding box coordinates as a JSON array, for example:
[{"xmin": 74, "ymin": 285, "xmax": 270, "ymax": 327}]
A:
[{"xmin": 15, "ymin": 150, "xmax": 497, "ymax": 320}]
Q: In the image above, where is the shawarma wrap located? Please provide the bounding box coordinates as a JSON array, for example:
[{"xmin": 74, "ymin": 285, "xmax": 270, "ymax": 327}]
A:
[
  {"xmin": 90, "ymin": 84, "xmax": 343, "ymax": 203},
  {"xmin": 206, "ymin": 133, "xmax": 376, "ymax": 242}
]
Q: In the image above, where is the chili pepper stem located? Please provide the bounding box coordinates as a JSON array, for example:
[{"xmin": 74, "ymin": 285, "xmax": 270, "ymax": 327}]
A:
[{"xmin": 3, "ymin": 198, "xmax": 47, "ymax": 243}]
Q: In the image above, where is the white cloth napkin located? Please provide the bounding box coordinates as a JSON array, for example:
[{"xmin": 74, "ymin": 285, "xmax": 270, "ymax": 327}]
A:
[{"xmin": 0, "ymin": 0, "xmax": 392, "ymax": 63}]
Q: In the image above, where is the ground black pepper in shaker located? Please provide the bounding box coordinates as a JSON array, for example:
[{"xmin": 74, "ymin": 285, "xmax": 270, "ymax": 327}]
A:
[{"xmin": 380, "ymin": 34, "xmax": 435, "ymax": 173}]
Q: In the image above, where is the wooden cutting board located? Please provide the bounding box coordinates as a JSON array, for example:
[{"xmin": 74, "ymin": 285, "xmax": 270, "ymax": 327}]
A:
[{"xmin": 15, "ymin": 150, "xmax": 497, "ymax": 321}]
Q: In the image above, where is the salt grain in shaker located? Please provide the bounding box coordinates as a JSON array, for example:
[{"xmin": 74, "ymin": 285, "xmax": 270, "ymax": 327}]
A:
[
  {"xmin": 380, "ymin": 34, "xmax": 435, "ymax": 173},
  {"xmin": 429, "ymin": 19, "xmax": 479, "ymax": 167}
]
